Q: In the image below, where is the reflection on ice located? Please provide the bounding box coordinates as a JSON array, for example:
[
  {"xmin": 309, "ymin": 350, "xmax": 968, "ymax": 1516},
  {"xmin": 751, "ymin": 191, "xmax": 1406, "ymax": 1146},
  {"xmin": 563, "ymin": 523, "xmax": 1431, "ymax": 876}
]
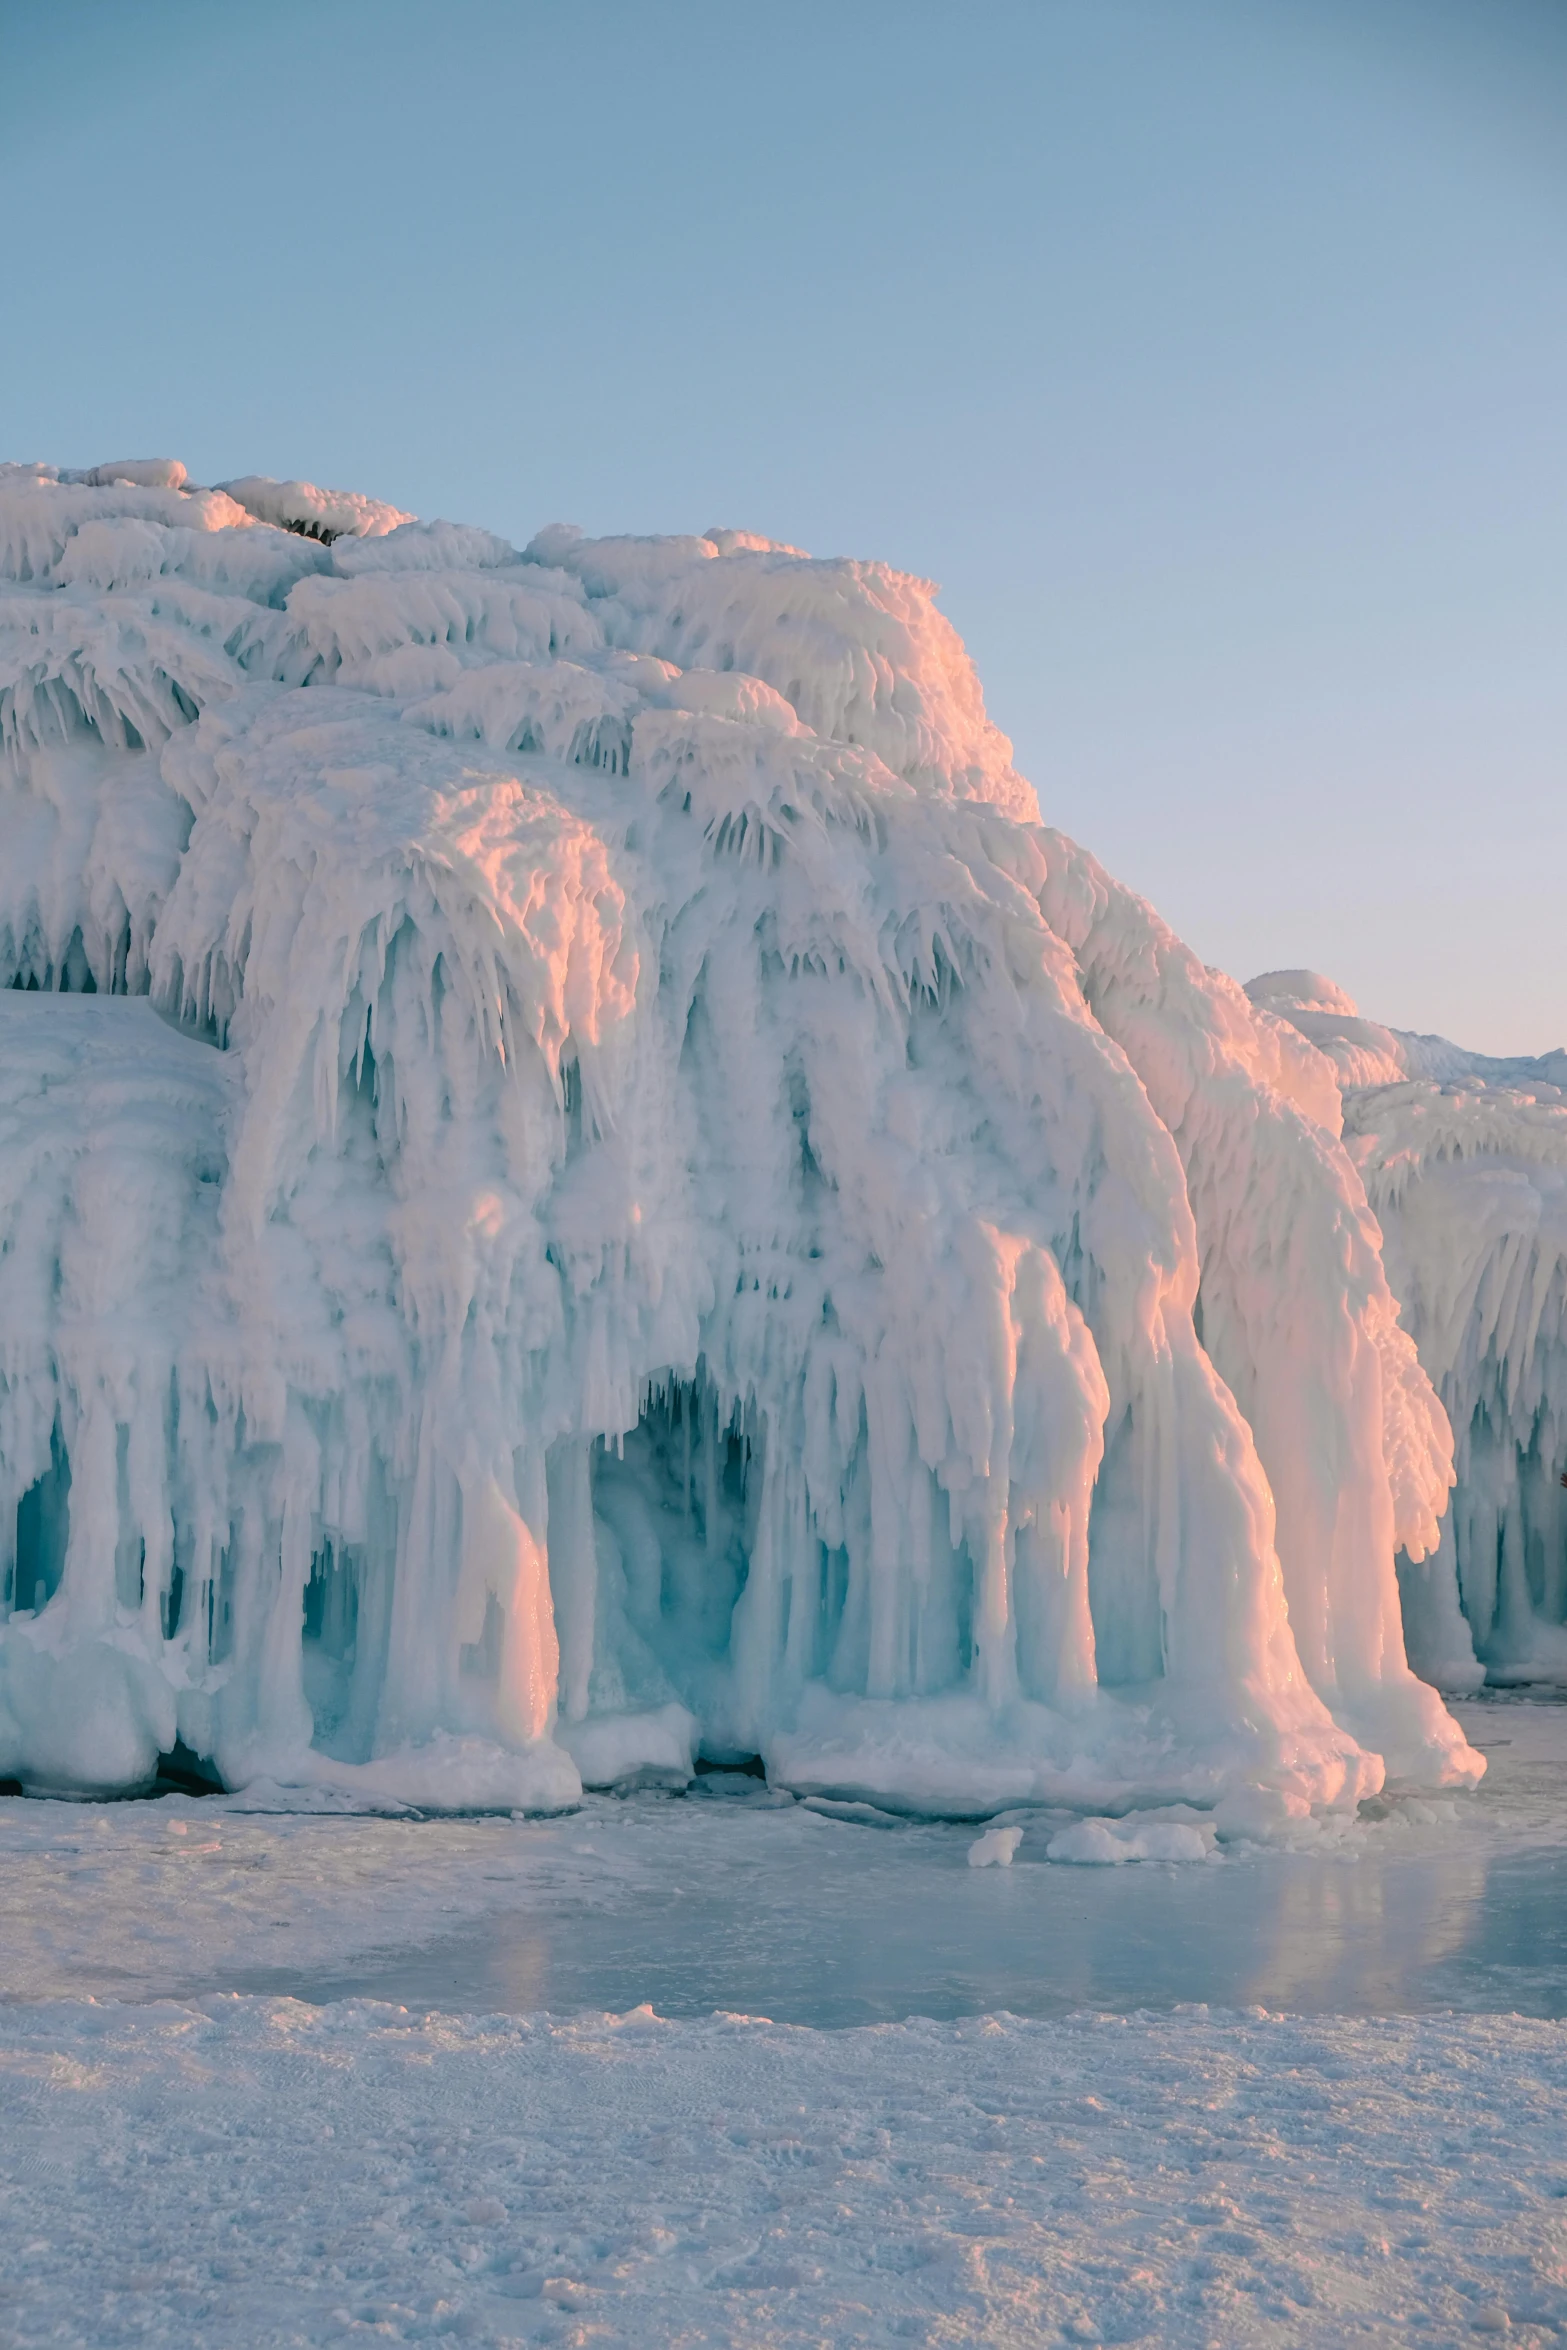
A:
[{"xmin": 212, "ymin": 1698, "xmax": 1567, "ymax": 2029}]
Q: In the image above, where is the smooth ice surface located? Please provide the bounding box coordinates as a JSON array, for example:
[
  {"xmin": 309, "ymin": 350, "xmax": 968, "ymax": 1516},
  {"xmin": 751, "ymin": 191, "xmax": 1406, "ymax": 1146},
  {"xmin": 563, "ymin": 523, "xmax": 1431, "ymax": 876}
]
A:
[
  {"xmin": 169, "ymin": 1699, "xmax": 1567, "ymax": 2028},
  {"xmin": 0, "ymin": 457, "xmax": 1478, "ymax": 1817},
  {"xmin": 1251, "ymin": 971, "xmax": 1567, "ymax": 1692},
  {"xmin": 2, "ymin": 1700, "xmax": 1562, "ymax": 2029}
]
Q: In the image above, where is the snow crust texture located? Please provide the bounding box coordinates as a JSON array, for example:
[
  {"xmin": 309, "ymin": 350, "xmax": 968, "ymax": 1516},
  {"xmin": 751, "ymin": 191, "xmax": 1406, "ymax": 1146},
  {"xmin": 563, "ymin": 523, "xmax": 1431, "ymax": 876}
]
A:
[
  {"xmin": 4, "ymin": 1995, "xmax": 1565, "ymax": 2348},
  {"xmin": 1251, "ymin": 971, "xmax": 1567, "ymax": 1694},
  {"xmin": 0, "ymin": 456, "xmax": 1478, "ymax": 1810}
]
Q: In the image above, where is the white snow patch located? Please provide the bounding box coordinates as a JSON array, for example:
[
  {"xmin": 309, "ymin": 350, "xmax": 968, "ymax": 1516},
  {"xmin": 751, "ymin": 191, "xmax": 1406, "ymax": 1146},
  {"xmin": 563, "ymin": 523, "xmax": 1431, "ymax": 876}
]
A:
[
  {"xmin": 1, "ymin": 1996, "xmax": 1563, "ymax": 2348},
  {"xmin": 217, "ymin": 473, "xmax": 413, "ymax": 542},
  {"xmin": 558, "ymin": 1700, "xmax": 696, "ymax": 1789},
  {"xmin": 1046, "ymin": 1815, "xmax": 1212, "ymax": 1864}
]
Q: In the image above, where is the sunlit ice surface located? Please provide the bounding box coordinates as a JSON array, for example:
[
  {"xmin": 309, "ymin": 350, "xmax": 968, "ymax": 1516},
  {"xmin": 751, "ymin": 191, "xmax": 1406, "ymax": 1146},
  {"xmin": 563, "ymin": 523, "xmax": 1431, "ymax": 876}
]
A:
[{"xmin": 0, "ymin": 461, "xmax": 1501, "ymax": 1829}]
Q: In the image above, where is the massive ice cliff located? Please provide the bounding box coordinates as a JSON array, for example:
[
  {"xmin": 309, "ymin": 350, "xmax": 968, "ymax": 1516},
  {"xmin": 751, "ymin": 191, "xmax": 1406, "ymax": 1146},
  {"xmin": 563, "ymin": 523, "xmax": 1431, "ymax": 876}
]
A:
[
  {"xmin": 0, "ymin": 457, "xmax": 1480, "ymax": 1809},
  {"xmin": 1250, "ymin": 970, "xmax": 1567, "ymax": 1695}
]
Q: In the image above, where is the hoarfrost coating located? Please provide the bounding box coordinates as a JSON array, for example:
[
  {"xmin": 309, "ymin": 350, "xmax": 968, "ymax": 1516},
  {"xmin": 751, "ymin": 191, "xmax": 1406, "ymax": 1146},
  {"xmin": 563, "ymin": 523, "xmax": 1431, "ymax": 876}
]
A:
[
  {"xmin": 1249, "ymin": 969, "xmax": 1567, "ymax": 1695},
  {"xmin": 0, "ymin": 456, "xmax": 1478, "ymax": 1811}
]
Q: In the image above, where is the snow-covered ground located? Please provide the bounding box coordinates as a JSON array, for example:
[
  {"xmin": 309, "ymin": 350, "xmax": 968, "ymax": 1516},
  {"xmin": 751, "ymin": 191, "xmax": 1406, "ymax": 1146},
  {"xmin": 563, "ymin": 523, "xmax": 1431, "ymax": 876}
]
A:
[
  {"xmin": 5, "ymin": 1999, "xmax": 1565, "ymax": 2348},
  {"xmin": 2, "ymin": 1701, "xmax": 1566, "ymax": 2345}
]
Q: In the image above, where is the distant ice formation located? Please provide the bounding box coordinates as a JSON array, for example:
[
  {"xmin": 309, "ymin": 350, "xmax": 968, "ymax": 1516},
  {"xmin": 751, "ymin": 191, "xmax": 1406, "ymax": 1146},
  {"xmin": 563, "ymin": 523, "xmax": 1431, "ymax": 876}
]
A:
[
  {"xmin": 0, "ymin": 457, "xmax": 1480, "ymax": 1809},
  {"xmin": 1250, "ymin": 970, "xmax": 1567, "ymax": 1693}
]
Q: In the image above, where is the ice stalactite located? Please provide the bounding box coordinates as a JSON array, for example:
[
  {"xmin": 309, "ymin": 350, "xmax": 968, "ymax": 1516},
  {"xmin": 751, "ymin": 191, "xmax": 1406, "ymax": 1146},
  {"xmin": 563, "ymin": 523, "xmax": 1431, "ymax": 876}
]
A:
[
  {"xmin": 0, "ymin": 460, "xmax": 1480, "ymax": 1809},
  {"xmin": 1249, "ymin": 970, "xmax": 1567, "ymax": 1690}
]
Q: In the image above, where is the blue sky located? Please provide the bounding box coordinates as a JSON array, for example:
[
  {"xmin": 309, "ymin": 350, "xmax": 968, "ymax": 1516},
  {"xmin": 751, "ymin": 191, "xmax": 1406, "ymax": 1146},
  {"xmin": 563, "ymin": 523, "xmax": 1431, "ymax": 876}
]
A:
[{"xmin": 5, "ymin": 0, "xmax": 1563, "ymax": 1050}]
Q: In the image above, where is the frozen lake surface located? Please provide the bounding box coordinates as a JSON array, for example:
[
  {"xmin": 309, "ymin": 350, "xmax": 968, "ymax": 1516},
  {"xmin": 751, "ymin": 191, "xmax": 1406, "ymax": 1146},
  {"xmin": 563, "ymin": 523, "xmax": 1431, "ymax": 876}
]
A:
[
  {"xmin": 3, "ymin": 1693, "xmax": 1551, "ymax": 2026},
  {"xmin": 261, "ymin": 1816, "xmax": 1567, "ymax": 2027},
  {"xmin": 214, "ymin": 1697, "xmax": 1567, "ymax": 2026}
]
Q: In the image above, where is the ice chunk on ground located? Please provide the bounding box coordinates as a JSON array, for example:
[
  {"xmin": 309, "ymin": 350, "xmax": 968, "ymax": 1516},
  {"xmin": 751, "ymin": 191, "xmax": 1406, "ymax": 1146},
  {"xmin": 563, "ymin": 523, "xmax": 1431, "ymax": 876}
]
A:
[
  {"xmin": 559, "ymin": 1701, "xmax": 696, "ymax": 1789},
  {"xmin": 967, "ymin": 1823, "xmax": 1023, "ymax": 1865},
  {"xmin": 1046, "ymin": 1816, "xmax": 1212, "ymax": 1864}
]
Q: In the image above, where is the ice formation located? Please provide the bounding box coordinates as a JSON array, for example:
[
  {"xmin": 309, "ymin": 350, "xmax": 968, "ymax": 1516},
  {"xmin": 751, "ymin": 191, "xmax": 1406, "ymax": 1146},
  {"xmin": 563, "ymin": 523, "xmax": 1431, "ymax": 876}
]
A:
[
  {"xmin": 1250, "ymin": 971, "xmax": 1567, "ymax": 1691},
  {"xmin": 0, "ymin": 456, "xmax": 1479, "ymax": 1810}
]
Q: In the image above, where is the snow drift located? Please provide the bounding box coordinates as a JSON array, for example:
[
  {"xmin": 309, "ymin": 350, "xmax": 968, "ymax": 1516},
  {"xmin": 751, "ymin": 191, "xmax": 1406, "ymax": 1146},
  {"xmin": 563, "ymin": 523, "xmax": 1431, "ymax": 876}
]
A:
[
  {"xmin": 1250, "ymin": 970, "xmax": 1567, "ymax": 1692},
  {"xmin": 0, "ymin": 457, "xmax": 1478, "ymax": 1811}
]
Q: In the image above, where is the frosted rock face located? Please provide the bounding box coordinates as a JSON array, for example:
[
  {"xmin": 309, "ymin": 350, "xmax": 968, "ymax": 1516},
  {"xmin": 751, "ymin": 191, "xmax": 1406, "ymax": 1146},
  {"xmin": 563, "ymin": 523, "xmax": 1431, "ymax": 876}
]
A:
[
  {"xmin": 0, "ymin": 459, "xmax": 1478, "ymax": 1808},
  {"xmin": 1249, "ymin": 971, "xmax": 1567, "ymax": 1691}
]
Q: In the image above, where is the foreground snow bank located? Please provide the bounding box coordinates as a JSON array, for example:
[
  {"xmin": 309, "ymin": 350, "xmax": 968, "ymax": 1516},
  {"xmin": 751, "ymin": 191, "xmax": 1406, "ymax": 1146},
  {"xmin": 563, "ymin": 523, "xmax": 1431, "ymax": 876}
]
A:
[
  {"xmin": 3, "ymin": 1994, "xmax": 1564, "ymax": 2348},
  {"xmin": 0, "ymin": 456, "xmax": 1477, "ymax": 1811},
  {"xmin": 1250, "ymin": 971, "xmax": 1567, "ymax": 1691}
]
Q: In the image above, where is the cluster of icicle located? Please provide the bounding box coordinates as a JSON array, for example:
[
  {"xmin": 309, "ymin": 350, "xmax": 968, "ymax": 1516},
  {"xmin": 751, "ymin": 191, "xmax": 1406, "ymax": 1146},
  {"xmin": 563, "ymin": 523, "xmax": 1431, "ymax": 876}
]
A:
[
  {"xmin": 0, "ymin": 455, "xmax": 1479, "ymax": 1812},
  {"xmin": 1251, "ymin": 970, "xmax": 1567, "ymax": 1694}
]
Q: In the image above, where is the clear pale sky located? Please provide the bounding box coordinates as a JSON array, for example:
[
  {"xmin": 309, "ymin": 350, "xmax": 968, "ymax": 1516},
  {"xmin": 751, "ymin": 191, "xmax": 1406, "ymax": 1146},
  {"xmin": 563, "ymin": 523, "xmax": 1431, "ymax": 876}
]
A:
[{"xmin": 5, "ymin": 0, "xmax": 1563, "ymax": 1051}]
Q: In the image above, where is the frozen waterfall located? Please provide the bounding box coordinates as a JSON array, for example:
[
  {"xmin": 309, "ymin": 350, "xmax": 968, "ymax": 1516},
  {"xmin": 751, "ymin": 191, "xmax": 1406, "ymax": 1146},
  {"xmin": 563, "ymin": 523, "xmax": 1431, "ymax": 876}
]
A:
[{"xmin": 0, "ymin": 458, "xmax": 1479, "ymax": 1811}]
